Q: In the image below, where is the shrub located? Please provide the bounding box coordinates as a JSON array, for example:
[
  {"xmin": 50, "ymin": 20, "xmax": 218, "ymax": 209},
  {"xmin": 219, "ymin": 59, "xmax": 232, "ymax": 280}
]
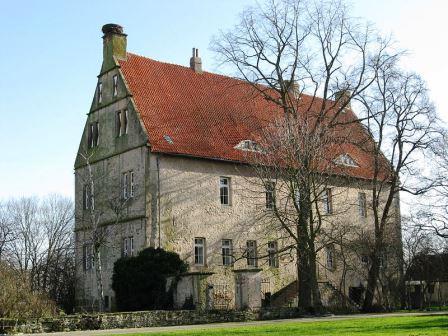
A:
[
  {"xmin": 112, "ymin": 247, "xmax": 188, "ymax": 311},
  {"xmin": 0, "ymin": 262, "xmax": 58, "ymax": 318}
]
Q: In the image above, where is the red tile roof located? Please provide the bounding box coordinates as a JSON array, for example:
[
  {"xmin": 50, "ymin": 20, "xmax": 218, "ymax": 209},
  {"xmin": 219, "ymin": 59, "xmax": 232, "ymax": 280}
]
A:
[{"xmin": 118, "ymin": 53, "xmax": 382, "ymax": 180}]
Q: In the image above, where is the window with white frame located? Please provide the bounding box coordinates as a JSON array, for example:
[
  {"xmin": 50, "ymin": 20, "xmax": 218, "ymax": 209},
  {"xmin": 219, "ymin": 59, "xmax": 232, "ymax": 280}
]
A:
[
  {"xmin": 220, "ymin": 177, "xmax": 230, "ymax": 205},
  {"xmin": 221, "ymin": 239, "xmax": 233, "ymax": 266},
  {"xmin": 122, "ymin": 172, "xmax": 129, "ymax": 199},
  {"xmin": 268, "ymin": 241, "xmax": 279, "ymax": 268},
  {"xmin": 322, "ymin": 188, "xmax": 333, "ymax": 214},
  {"xmin": 358, "ymin": 192, "xmax": 367, "ymax": 218},
  {"xmin": 326, "ymin": 246, "xmax": 335, "ymax": 270},
  {"xmin": 122, "ymin": 236, "xmax": 134, "ymax": 257},
  {"xmin": 194, "ymin": 237, "xmax": 205, "ymax": 265},
  {"xmin": 130, "ymin": 171, "xmax": 135, "ymax": 198},
  {"xmin": 293, "ymin": 189, "xmax": 301, "ymax": 209},
  {"xmin": 113, "ymin": 75, "xmax": 118, "ymax": 97},
  {"xmin": 82, "ymin": 243, "xmax": 93, "ymax": 271},
  {"xmin": 97, "ymin": 82, "xmax": 103, "ymax": 104},
  {"xmin": 116, "ymin": 111, "xmax": 122, "ymax": 137},
  {"xmin": 265, "ymin": 182, "xmax": 275, "ymax": 209},
  {"xmin": 122, "ymin": 170, "xmax": 135, "ymax": 200},
  {"xmin": 116, "ymin": 110, "xmax": 128, "ymax": 137},
  {"xmin": 83, "ymin": 184, "xmax": 94, "ymax": 210},
  {"xmin": 246, "ymin": 240, "xmax": 258, "ymax": 267},
  {"xmin": 124, "ymin": 109, "xmax": 128, "ymax": 134}
]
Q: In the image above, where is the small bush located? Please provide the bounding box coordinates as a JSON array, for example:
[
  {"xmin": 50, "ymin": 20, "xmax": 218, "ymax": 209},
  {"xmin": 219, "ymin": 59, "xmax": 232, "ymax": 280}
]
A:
[
  {"xmin": 0, "ymin": 263, "xmax": 58, "ymax": 318},
  {"xmin": 112, "ymin": 247, "xmax": 188, "ymax": 311}
]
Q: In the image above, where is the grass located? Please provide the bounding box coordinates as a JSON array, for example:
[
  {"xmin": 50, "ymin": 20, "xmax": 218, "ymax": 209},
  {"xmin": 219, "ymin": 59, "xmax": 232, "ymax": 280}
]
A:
[{"xmin": 112, "ymin": 315, "xmax": 448, "ymax": 336}]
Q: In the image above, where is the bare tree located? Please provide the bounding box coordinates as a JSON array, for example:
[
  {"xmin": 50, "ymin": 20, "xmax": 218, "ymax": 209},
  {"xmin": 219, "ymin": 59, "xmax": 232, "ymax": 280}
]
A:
[
  {"xmin": 0, "ymin": 202, "xmax": 15, "ymax": 261},
  {"xmin": 356, "ymin": 57, "xmax": 441, "ymax": 311},
  {"xmin": 0, "ymin": 195, "xmax": 75, "ymax": 313},
  {"xmin": 212, "ymin": 0, "xmax": 391, "ymax": 310}
]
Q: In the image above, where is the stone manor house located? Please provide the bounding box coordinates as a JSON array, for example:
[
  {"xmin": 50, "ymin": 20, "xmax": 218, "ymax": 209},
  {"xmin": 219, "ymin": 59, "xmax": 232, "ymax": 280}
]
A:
[{"xmin": 74, "ymin": 24, "xmax": 402, "ymax": 311}]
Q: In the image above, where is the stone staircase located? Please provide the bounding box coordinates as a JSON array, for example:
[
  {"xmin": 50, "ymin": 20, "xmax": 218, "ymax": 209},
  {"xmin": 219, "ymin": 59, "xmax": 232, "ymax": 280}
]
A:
[
  {"xmin": 270, "ymin": 280, "xmax": 299, "ymax": 307},
  {"xmin": 268, "ymin": 280, "xmax": 360, "ymax": 312}
]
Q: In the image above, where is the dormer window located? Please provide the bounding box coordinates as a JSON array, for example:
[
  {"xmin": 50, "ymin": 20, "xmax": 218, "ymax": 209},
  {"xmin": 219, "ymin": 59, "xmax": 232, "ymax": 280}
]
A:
[
  {"xmin": 97, "ymin": 82, "xmax": 103, "ymax": 104},
  {"xmin": 113, "ymin": 75, "xmax": 118, "ymax": 97},
  {"xmin": 334, "ymin": 154, "xmax": 358, "ymax": 167},
  {"xmin": 235, "ymin": 139, "xmax": 262, "ymax": 152},
  {"xmin": 163, "ymin": 135, "xmax": 174, "ymax": 144}
]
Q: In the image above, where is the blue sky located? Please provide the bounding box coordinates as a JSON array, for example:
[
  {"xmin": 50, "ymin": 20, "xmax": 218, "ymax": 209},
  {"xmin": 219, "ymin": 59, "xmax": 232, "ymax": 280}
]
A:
[{"xmin": 0, "ymin": 0, "xmax": 447, "ymax": 199}]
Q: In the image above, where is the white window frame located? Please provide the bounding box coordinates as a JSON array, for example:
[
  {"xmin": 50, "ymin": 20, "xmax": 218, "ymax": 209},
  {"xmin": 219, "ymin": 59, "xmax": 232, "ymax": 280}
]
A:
[
  {"xmin": 83, "ymin": 243, "xmax": 93, "ymax": 271},
  {"xmin": 116, "ymin": 111, "xmax": 122, "ymax": 137},
  {"xmin": 124, "ymin": 109, "xmax": 128, "ymax": 135},
  {"xmin": 113, "ymin": 75, "xmax": 118, "ymax": 97},
  {"xmin": 326, "ymin": 246, "xmax": 334, "ymax": 270},
  {"xmin": 265, "ymin": 182, "xmax": 275, "ymax": 209},
  {"xmin": 98, "ymin": 82, "xmax": 103, "ymax": 104},
  {"xmin": 194, "ymin": 237, "xmax": 205, "ymax": 266},
  {"xmin": 122, "ymin": 236, "xmax": 134, "ymax": 257},
  {"xmin": 358, "ymin": 192, "xmax": 367, "ymax": 218},
  {"xmin": 129, "ymin": 236, "xmax": 134, "ymax": 256},
  {"xmin": 219, "ymin": 177, "xmax": 230, "ymax": 205},
  {"xmin": 322, "ymin": 188, "xmax": 333, "ymax": 214},
  {"xmin": 267, "ymin": 241, "xmax": 279, "ymax": 268},
  {"xmin": 83, "ymin": 184, "xmax": 94, "ymax": 210},
  {"xmin": 130, "ymin": 171, "xmax": 135, "ymax": 198},
  {"xmin": 246, "ymin": 240, "xmax": 258, "ymax": 267},
  {"xmin": 122, "ymin": 172, "xmax": 129, "ymax": 199},
  {"xmin": 221, "ymin": 239, "xmax": 233, "ymax": 266}
]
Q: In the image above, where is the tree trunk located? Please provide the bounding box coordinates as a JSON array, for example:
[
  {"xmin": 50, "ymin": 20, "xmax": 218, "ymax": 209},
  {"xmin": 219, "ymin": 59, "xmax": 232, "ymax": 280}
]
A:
[
  {"xmin": 362, "ymin": 251, "xmax": 380, "ymax": 312},
  {"xmin": 94, "ymin": 248, "xmax": 105, "ymax": 312}
]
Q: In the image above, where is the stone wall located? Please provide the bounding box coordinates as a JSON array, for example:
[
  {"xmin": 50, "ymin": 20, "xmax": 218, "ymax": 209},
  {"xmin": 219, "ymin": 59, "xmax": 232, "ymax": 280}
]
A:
[{"xmin": 0, "ymin": 309, "xmax": 272, "ymax": 334}]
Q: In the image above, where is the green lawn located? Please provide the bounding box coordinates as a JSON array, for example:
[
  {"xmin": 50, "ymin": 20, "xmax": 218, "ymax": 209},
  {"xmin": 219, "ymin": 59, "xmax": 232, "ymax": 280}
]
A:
[{"xmin": 115, "ymin": 315, "xmax": 448, "ymax": 336}]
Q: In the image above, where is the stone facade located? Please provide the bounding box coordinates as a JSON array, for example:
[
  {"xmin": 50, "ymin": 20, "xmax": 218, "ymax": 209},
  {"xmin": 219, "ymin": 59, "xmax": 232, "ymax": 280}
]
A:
[{"xmin": 74, "ymin": 24, "xmax": 402, "ymax": 312}]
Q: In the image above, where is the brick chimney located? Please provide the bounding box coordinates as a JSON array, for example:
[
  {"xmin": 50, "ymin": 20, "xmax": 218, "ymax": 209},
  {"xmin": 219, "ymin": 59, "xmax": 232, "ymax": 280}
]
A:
[
  {"xmin": 190, "ymin": 48, "xmax": 203, "ymax": 74},
  {"xmin": 335, "ymin": 89, "xmax": 351, "ymax": 109},
  {"xmin": 284, "ymin": 80, "xmax": 300, "ymax": 99},
  {"xmin": 102, "ymin": 23, "xmax": 127, "ymax": 71}
]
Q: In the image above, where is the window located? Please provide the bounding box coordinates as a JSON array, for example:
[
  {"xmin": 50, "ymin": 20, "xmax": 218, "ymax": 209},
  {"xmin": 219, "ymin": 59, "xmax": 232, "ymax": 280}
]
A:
[
  {"xmin": 122, "ymin": 236, "xmax": 134, "ymax": 257},
  {"xmin": 334, "ymin": 153, "xmax": 358, "ymax": 167},
  {"xmin": 358, "ymin": 192, "xmax": 367, "ymax": 218},
  {"xmin": 122, "ymin": 172, "xmax": 129, "ymax": 199},
  {"xmin": 220, "ymin": 177, "xmax": 230, "ymax": 205},
  {"xmin": 116, "ymin": 111, "xmax": 122, "ymax": 137},
  {"xmin": 97, "ymin": 82, "xmax": 103, "ymax": 104},
  {"xmin": 116, "ymin": 110, "xmax": 128, "ymax": 137},
  {"xmin": 113, "ymin": 75, "xmax": 118, "ymax": 97},
  {"xmin": 82, "ymin": 243, "xmax": 93, "ymax": 271},
  {"xmin": 322, "ymin": 188, "xmax": 333, "ymax": 214},
  {"xmin": 130, "ymin": 171, "xmax": 135, "ymax": 198},
  {"xmin": 83, "ymin": 184, "xmax": 94, "ymax": 210},
  {"xmin": 221, "ymin": 239, "xmax": 233, "ymax": 266},
  {"xmin": 122, "ymin": 171, "xmax": 134, "ymax": 200},
  {"xmin": 326, "ymin": 246, "xmax": 334, "ymax": 270},
  {"xmin": 294, "ymin": 189, "xmax": 301, "ymax": 209},
  {"xmin": 268, "ymin": 241, "xmax": 279, "ymax": 268},
  {"xmin": 87, "ymin": 122, "xmax": 99, "ymax": 149},
  {"xmin": 265, "ymin": 182, "xmax": 275, "ymax": 209},
  {"xmin": 246, "ymin": 240, "xmax": 258, "ymax": 267},
  {"xmin": 234, "ymin": 139, "xmax": 262, "ymax": 152},
  {"xmin": 194, "ymin": 238, "xmax": 205, "ymax": 265}
]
